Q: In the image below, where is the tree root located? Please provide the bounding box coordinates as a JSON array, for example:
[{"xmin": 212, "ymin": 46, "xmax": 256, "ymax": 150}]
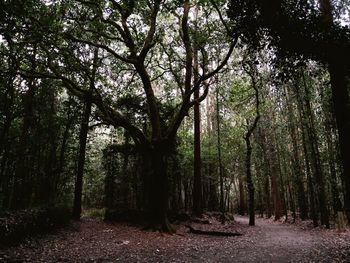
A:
[{"xmin": 185, "ymin": 225, "xmax": 242, "ymax": 237}]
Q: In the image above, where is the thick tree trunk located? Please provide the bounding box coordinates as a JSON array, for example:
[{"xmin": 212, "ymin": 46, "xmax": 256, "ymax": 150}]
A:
[
  {"xmin": 329, "ymin": 62, "xmax": 350, "ymax": 223},
  {"xmin": 270, "ymin": 167, "xmax": 283, "ymax": 220},
  {"xmin": 144, "ymin": 143, "xmax": 174, "ymax": 232},
  {"xmin": 318, "ymin": 0, "xmax": 350, "ymax": 225}
]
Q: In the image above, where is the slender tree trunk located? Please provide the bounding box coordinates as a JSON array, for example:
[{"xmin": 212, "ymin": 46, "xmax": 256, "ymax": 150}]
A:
[
  {"xmin": 216, "ymin": 86, "xmax": 225, "ymax": 223},
  {"xmin": 258, "ymin": 127, "xmax": 272, "ymax": 218},
  {"xmin": 72, "ymin": 49, "xmax": 98, "ymax": 219},
  {"xmin": 265, "ymin": 175, "xmax": 272, "ymax": 218},
  {"xmin": 245, "ymin": 134, "xmax": 255, "ymax": 226},
  {"xmin": 0, "ymin": 36, "xmax": 17, "ymax": 209},
  {"xmin": 53, "ymin": 110, "xmax": 73, "ymax": 198},
  {"xmin": 320, "ymin": 85, "xmax": 343, "ymax": 217},
  {"xmin": 278, "ymin": 152, "xmax": 288, "ymax": 221},
  {"xmin": 72, "ymin": 95, "xmax": 92, "ymax": 219},
  {"xmin": 192, "ymin": 28, "xmax": 203, "ymax": 216},
  {"xmin": 284, "ymin": 86, "xmax": 308, "ymax": 219},
  {"xmin": 298, "ymin": 95, "xmax": 318, "ymax": 227},
  {"xmin": 122, "ymin": 133, "xmax": 131, "ymax": 209},
  {"xmin": 287, "ymin": 181, "xmax": 296, "ymax": 222},
  {"xmin": 264, "ymin": 112, "xmax": 283, "ymax": 220},
  {"xmin": 244, "ymin": 68, "xmax": 260, "ymax": 226},
  {"xmin": 104, "ymin": 147, "xmax": 116, "ymax": 219},
  {"xmin": 238, "ymin": 176, "xmax": 246, "ymax": 215},
  {"xmin": 11, "ymin": 45, "xmax": 37, "ymax": 210},
  {"xmin": 302, "ymin": 73, "xmax": 330, "ymax": 228}
]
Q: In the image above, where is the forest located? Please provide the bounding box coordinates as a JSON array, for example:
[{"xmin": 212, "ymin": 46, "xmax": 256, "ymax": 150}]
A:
[{"xmin": 1, "ymin": 0, "xmax": 350, "ymax": 262}]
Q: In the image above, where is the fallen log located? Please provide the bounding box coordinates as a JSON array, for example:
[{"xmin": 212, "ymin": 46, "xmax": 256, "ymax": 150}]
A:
[{"xmin": 185, "ymin": 225, "xmax": 242, "ymax": 237}]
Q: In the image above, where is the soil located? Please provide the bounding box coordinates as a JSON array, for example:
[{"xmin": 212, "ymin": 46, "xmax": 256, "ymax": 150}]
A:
[{"xmin": 1, "ymin": 215, "xmax": 350, "ymax": 262}]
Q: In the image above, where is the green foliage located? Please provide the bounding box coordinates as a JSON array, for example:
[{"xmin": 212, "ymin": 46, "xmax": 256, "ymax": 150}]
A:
[{"xmin": 82, "ymin": 208, "xmax": 106, "ymax": 218}]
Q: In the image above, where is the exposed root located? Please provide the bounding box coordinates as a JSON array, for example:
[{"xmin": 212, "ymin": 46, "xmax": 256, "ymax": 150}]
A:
[{"xmin": 185, "ymin": 225, "xmax": 242, "ymax": 237}]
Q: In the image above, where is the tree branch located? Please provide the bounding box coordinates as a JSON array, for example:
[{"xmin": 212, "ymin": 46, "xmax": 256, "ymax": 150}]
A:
[{"xmin": 64, "ymin": 33, "xmax": 136, "ymax": 64}]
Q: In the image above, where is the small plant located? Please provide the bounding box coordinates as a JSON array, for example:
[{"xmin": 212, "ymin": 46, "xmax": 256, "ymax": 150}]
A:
[{"xmin": 82, "ymin": 208, "xmax": 106, "ymax": 218}]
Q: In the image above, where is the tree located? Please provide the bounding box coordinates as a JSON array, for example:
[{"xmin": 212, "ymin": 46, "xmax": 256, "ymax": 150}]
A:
[
  {"xmin": 192, "ymin": 6, "xmax": 203, "ymax": 216},
  {"xmin": 228, "ymin": 0, "xmax": 350, "ymax": 222},
  {"xmin": 72, "ymin": 48, "xmax": 99, "ymax": 219},
  {"xmin": 16, "ymin": 0, "xmax": 237, "ymax": 231},
  {"xmin": 243, "ymin": 61, "xmax": 260, "ymax": 226}
]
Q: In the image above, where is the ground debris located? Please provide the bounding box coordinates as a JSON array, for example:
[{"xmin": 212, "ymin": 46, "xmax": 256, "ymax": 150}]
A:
[{"xmin": 0, "ymin": 216, "xmax": 349, "ymax": 262}]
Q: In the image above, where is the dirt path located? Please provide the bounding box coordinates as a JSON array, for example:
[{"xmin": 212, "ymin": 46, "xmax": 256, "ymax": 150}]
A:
[
  {"xmin": 1, "ymin": 216, "xmax": 350, "ymax": 262},
  {"xmin": 232, "ymin": 216, "xmax": 325, "ymax": 262}
]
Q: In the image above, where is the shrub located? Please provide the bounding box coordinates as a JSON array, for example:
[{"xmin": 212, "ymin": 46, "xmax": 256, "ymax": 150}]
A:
[
  {"xmin": 0, "ymin": 206, "xmax": 71, "ymax": 246},
  {"xmin": 82, "ymin": 208, "xmax": 106, "ymax": 218}
]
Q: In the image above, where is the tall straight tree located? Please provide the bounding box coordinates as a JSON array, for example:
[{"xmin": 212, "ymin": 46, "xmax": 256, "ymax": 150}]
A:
[
  {"xmin": 216, "ymin": 81, "xmax": 225, "ymax": 223},
  {"xmin": 11, "ymin": 44, "xmax": 37, "ymax": 209},
  {"xmin": 283, "ymin": 85, "xmax": 308, "ymax": 220},
  {"xmin": 192, "ymin": 6, "xmax": 203, "ymax": 216},
  {"xmin": 72, "ymin": 48, "xmax": 99, "ymax": 219},
  {"xmin": 318, "ymin": 0, "xmax": 350, "ymax": 222},
  {"xmin": 244, "ymin": 62, "xmax": 260, "ymax": 226}
]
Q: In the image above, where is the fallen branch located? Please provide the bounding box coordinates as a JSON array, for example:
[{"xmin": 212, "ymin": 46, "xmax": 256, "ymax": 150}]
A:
[{"xmin": 185, "ymin": 225, "xmax": 242, "ymax": 237}]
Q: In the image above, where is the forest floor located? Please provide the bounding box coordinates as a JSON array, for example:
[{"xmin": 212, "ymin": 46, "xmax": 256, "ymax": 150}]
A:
[{"xmin": 1, "ymin": 215, "xmax": 350, "ymax": 262}]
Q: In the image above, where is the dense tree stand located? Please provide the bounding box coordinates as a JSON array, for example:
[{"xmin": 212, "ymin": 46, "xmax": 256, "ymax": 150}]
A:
[{"xmin": 2, "ymin": 1, "xmax": 350, "ymax": 258}]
